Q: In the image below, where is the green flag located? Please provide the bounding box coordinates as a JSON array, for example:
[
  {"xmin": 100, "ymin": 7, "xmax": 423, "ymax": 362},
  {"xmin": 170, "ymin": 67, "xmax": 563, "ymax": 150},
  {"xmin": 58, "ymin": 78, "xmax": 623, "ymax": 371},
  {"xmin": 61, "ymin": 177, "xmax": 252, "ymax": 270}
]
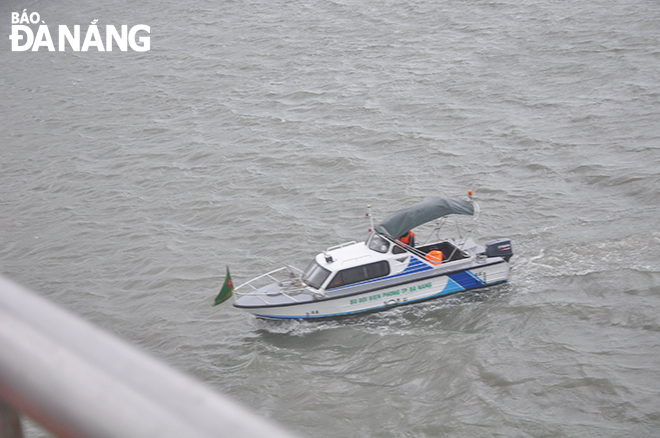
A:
[{"xmin": 214, "ymin": 267, "xmax": 234, "ymax": 306}]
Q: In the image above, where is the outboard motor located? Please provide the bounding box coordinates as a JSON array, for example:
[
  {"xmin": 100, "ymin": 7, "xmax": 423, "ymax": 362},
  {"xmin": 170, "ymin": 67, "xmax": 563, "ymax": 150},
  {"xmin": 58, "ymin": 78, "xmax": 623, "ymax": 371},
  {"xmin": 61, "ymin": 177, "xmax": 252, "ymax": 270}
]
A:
[{"xmin": 486, "ymin": 238, "xmax": 513, "ymax": 262}]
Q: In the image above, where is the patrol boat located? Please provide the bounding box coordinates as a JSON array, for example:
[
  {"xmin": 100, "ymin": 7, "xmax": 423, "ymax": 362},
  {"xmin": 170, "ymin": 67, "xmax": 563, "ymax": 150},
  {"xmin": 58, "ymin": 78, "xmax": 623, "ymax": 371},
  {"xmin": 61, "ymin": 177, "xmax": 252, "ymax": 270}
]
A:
[{"xmin": 230, "ymin": 194, "xmax": 512, "ymax": 320}]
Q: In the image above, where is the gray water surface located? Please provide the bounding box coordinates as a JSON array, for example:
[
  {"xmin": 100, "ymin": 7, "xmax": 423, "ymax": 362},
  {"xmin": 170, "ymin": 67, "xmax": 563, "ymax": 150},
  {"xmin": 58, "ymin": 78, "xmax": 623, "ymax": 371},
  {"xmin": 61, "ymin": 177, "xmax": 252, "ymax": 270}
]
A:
[{"xmin": 1, "ymin": 0, "xmax": 659, "ymax": 436}]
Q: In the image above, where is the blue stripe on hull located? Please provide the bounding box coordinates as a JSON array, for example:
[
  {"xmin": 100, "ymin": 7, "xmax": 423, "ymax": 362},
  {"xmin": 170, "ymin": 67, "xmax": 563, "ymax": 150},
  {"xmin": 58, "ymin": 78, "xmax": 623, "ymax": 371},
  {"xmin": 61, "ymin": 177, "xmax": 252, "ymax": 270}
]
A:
[
  {"xmin": 387, "ymin": 256, "xmax": 432, "ymax": 280},
  {"xmin": 446, "ymin": 270, "xmax": 485, "ymax": 291},
  {"xmin": 254, "ymin": 275, "xmax": 505, "ymax": 320},
  {"xmin": 402, "ymin": 257, "xmax": 432, "ymax": 274},
  {"xmin": 441, "ymin": 278, "xmax": 464, "ymax": 295}
]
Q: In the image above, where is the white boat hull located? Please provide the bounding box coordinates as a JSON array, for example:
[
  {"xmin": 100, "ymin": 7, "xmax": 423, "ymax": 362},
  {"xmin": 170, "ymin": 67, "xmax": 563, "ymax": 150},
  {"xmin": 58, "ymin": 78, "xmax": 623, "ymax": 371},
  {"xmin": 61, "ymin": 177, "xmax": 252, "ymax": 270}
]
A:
[{"xmin": 236, "ymin": 261, "xmax": 509, "ymax": 320}]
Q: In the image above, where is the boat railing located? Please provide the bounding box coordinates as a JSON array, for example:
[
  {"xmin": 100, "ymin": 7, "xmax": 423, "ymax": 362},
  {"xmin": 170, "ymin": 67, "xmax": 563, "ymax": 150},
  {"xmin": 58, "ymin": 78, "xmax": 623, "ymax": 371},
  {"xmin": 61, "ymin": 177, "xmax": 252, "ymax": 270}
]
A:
[
  {"xmin": 325, "ymin": 241, "xmax": 357, "ymax": 252},
  {"xmin": 235, "ymin": 266, "xmax": 305, "ymax": 295}
]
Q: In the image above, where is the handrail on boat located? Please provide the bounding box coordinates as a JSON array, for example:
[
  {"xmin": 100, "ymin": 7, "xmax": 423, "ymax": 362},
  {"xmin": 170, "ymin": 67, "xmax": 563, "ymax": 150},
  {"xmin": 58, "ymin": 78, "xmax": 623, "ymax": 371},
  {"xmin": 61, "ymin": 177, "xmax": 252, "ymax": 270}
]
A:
[
  {"xmin": 325, "ymin": 241, "xmax": 357, "ymax": 252},
  {"xmin": 235, "ymin": 266, "xmax": 303, "ymax": 294},
  {"xmin": 234, "ymin": 266, "xmax": 326, "ymax": 304}
]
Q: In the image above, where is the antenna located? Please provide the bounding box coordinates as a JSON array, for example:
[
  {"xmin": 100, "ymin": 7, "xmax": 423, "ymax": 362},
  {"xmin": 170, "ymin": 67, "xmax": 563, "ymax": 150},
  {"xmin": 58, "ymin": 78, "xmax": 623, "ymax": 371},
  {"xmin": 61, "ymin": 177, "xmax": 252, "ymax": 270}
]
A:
[{"xmin": 366, "ymin": 204, "xmax": 375, "ymax": 232}]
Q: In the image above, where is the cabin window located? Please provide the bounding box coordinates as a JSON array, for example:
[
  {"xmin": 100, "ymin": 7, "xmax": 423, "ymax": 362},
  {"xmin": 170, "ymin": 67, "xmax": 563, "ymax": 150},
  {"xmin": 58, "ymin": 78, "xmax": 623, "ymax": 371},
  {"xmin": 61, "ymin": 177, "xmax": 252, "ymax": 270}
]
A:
[
  {"xmin": 367, "ymin": 233, "xmax": 390, "ymax": 253},
  {"xmin": 302, "ymin": 261, "xmax": 331, "ymax": 289},
  {"xmin": 392, "ymin": 245, "xmax": 407, "ymax": 254},
  {"xmin": 327, "ymin": 261, "xmax": 390, "ymax": 289}
]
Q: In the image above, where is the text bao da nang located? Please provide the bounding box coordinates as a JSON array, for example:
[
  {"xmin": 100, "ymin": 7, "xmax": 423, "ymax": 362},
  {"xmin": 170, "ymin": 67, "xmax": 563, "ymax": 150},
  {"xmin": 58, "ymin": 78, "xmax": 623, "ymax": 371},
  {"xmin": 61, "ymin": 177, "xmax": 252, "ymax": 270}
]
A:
[{"xmin": 9, "ymin": 11, "xmax": 150, "ymax": 52}]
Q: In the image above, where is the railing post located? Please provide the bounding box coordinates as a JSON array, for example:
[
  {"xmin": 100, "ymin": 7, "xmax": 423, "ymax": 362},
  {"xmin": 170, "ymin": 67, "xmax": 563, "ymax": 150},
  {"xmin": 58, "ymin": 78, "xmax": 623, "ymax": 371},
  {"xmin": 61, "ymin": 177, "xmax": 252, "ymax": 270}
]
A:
[
  {"xmin": 0, "ymin": 399, "xmax": 23, "ymax": 438},
  {"xmin": 0, "ymin": 275, "xmax": 300, "ymax": 438}
]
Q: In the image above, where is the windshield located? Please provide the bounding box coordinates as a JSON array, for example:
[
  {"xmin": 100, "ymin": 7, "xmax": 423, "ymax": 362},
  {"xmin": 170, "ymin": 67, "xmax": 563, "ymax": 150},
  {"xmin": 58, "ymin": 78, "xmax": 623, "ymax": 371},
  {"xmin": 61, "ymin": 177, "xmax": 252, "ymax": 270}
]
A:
[
  {"xmin": 302, "ymin": 260, "xmax": 331, "ymax": 289},
  {"xmin": 367, "ymin": 233, "xmax": 390, "ymax": 253}
]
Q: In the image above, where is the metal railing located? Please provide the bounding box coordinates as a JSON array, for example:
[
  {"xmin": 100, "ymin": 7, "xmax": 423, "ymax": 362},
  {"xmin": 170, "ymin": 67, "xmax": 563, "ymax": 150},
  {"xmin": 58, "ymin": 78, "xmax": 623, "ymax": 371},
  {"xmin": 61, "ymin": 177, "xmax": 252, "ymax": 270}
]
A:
[
  {"xmin": 234, "ymin": 266, "xmax": 320, "ymax": 304},
  {"xmin": 0, "ymin": 275, "xmax": 300, "ymax": 438},
  {"xmin": 235, "ymin": 265, "xmax": 304, "ymax": 294}
]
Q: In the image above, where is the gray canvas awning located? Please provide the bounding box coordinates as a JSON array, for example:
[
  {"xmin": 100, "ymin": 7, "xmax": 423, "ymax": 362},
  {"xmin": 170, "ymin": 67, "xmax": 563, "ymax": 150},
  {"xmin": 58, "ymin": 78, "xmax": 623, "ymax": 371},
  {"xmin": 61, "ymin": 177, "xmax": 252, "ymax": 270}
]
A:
[{"xmin": 374, "ymin": 197, "xmax": 474, "ymax": 239}]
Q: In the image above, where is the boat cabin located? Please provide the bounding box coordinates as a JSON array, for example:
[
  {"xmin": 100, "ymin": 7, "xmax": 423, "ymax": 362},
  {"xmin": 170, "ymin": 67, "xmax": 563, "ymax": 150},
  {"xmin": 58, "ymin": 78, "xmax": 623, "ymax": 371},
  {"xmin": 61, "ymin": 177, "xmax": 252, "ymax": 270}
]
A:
[{"xmin": 301, "ymin": 232, "xmax": 469, "ymax": 293}]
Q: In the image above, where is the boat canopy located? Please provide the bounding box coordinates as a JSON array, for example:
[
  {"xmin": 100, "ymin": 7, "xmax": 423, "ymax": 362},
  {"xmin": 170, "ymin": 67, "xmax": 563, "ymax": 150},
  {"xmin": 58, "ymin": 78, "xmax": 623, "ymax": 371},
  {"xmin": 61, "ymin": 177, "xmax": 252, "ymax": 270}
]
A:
[{"xmin": 374, "ymin": 197, "xmax": 474, "ymax": 239}]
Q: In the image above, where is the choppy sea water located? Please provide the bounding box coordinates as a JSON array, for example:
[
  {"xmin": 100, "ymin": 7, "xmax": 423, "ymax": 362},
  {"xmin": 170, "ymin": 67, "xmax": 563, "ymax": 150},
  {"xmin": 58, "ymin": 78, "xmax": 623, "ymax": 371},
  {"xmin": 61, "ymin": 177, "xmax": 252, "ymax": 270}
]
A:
[{"xmin": 1, "ymin": 0, "xmax": 659, "ymax": 436}]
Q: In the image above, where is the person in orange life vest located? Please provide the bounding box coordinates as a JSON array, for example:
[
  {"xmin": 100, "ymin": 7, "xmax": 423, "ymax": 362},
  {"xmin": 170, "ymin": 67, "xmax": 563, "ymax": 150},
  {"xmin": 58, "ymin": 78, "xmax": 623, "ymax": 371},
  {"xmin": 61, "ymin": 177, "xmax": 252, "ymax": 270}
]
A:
[{"xmin": 397, "ymin": 230, "xmax": 415, "ymax": 247}]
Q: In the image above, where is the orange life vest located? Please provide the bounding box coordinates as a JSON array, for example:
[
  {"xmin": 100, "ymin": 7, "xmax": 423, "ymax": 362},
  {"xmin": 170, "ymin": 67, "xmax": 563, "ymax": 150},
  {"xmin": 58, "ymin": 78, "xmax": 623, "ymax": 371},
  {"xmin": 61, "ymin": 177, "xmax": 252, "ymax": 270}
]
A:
[
  {"xmin": 425, "ymin": 250, "xmax": 444, "ymax": 265},
  {"xmin": 397, "ymin": 231, "xmax": 415, "ymax": 246}
]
